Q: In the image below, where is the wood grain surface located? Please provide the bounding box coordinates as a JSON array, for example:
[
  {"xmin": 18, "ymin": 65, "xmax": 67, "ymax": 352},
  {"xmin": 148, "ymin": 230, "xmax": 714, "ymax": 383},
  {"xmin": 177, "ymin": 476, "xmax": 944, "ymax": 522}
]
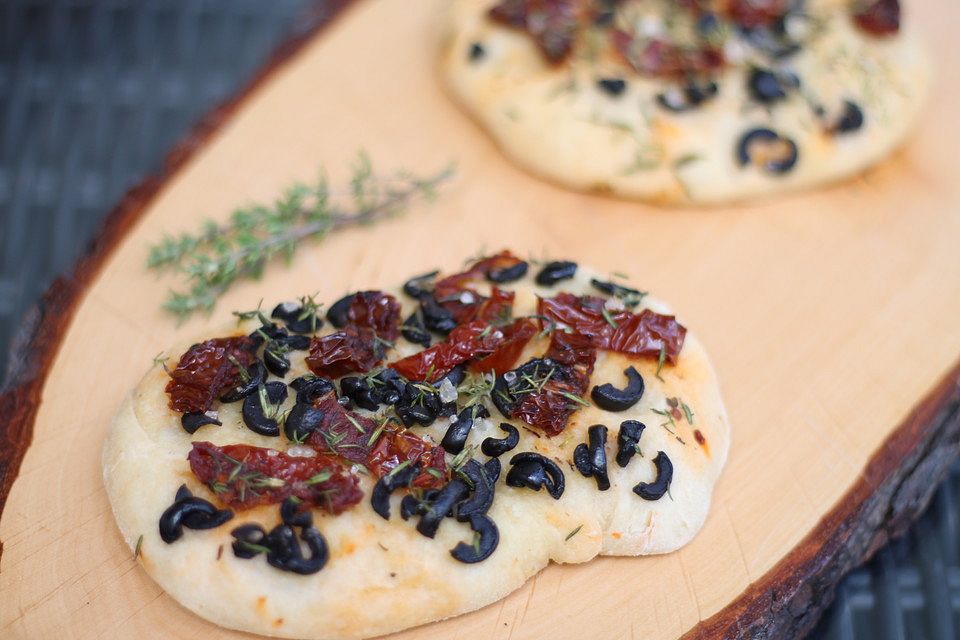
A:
[{"xmin": 1, "ymin": 1, "xmax": 959, "ymax": 639}]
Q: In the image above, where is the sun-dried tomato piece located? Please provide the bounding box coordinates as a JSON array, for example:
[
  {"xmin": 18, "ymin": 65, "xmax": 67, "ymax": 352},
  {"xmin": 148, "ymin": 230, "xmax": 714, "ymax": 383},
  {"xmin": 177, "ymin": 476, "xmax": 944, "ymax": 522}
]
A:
[
  {"xmin": 544, "ymin": 328, "xmax": 596, "ymax": 376},
  {"xmin": 165, "ymin": 336, "xmax": 257, "ymax": 413},
  {"xmin": 725, "ymin": 0, "xmax": 790, "ymax": 28},
  {"xmin": 305, "ymin": 325, "xmax": 383, "ymax": 378},
  {"xmin": 431, "ymin": 251, "xmax": 525, "ymax": 325},
  {"xmin": 492, "ymin": 352, "xmax": 590, "ymax": 436},
  {"xmin": 470, "ymin": 318, "xmax": 538, "ymax": 375},
  {"xmin": 613, "ymin": 31, "xmax": 724, "ymax": 79},
  {"xmin": 852, "ymin": 0, "xmax": 899, "ymax": 36},
  {"xmin": 391, "ymin": 318, "xmax": 536, "ymax": 382},
  {"xmin": 307, "ymin": 394, "xmax": 447, "ymax": 488},
  {"xmin": 347, "ymin": 290, "xmax": 401, "ymax": 341},
  {"xmin": 187, "ymin": 441, "xmax": 363, "ymax": 514},
  {"xmin": 368, "ymin": 428, "xmax": 448, "ymax": 489},
  {"xmin": 488, "ymin": 0, "xmax": 584, "ymax": 63},
  {"xmin": 538, "ymin": 292, "xmax": 686, "ymax": 363},
  {"xmin": 470, "ymin": 287, "xmax": 515, "ymax": 325}
]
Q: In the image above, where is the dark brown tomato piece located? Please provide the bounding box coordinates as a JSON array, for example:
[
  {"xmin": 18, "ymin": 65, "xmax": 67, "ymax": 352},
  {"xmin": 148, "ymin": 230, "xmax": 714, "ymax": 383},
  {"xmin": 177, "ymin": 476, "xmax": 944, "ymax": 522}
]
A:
[
  {"xmin": 367, "ymin": 429, "xmax": 449, "ymax": 489},
  {"xmin": 469, "ymin": 318, "xmax": 539, "ymax": 375},
  {"xmin": 544, "ymin": 328, "xmax": 596, "ymax": 377},
  {"xmin": 187, "ymin": 441, "xmax": 362, "ymax": 515},
  {"xmin": 166, "ymin": 336, "xmax": 258, "ymax": 414},
  {"xmin": 347, "ymin": 291, "xmax": 401, "ymax": 342},
  {"xmin": 305, "ymin": 325, "xmax": 383, "ymax": 378},
  {"xmin": 724, "ymin": 0, "xmax": 790, "ymax": 28},
  {"xmin": 537, "ymin": 293, "xmax": 686, "ymax": 363},
  {"xmin": 488, "ymin": 0, "xmax": 584, "ymax": 63},
  {"xmin": 852, "ymin": 0, "xmax": 899, "ymax": 36},
  {"xmin": 391, "ymin": 318, "xmax": 535, "ymax": 382},
  {"xmin": 612, "ymin": 31, "xmax": 724, "ymax": 79}
]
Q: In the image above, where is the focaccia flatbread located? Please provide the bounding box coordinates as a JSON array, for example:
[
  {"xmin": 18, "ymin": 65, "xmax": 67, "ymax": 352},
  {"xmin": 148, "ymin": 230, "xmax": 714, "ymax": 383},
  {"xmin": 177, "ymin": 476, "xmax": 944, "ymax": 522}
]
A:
[
  {"xmin": 103, "ymin": 252, "xmax": 729, "ymax": 639},
  {"xmin": 440, "ymin": 0, "xmax": 930, "ymax": 204}
]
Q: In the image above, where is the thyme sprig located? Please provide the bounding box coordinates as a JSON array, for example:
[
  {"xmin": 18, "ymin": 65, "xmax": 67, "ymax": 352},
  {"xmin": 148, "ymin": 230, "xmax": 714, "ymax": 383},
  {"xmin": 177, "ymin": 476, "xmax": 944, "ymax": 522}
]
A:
[{"xmin": 148, "ymin": 153, "xmax": 455, "ymax": 321}]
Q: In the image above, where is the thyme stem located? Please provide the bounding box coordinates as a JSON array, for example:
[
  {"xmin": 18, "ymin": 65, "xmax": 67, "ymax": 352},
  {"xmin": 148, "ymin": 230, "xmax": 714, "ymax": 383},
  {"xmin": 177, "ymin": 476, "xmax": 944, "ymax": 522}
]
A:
[{"xmin": 148, "ymin": 153, "xmax": 455, "ymax": 321}]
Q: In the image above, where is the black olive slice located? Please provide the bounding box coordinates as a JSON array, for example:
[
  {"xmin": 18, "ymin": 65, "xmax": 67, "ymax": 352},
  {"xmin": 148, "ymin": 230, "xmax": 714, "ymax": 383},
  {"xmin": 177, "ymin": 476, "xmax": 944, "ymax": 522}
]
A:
[
  {"xmin": 439, "ymin": 365, "xmax": 467, "ymax": 388},
  {"xmin": 486, "ymin": 261, "xmax": 528, "ymax": 283},
  {"xmin": 231, "ymin": 523, "xmax": 268, "ymax": 558},
  {"xmin": 401, "ymin": 308, "xmax": 431, "ymax": 348},
  {"xmin": 284, "ymin": 402, "xmax": 325, "ymax": 443},
  {"xmin": 265, "ymin": 523, "xmax": 329, "ymax": 575},
  {"xmin": 535, "ymin": 260, "xmax": 578, "ymax": 286},
  {"xmin": 736, "ymin": 128, "xmax": 799, "ymax": 174},
  {"xmin": 326, "ymin": 293, "xmax": 356, "ymax": 328},
  {"xmin": 159, "ymin": 485, "xmax": 233, "ymax": 543},
  {"xmin": 455, "ymin": 459, "xmax": 497, "ymax": 519},
  {"xmin": 271, "ymin": 301, "xmax": 323, "ymax": 334},
  {"xmin": 340, "ymin": 376, "xmax": 379, "ymax": 411},
  {"xmin": 450, "ymin": 513, "xmax": 500, "ymax": 563},
  {"xmin": 282, "ymin": 334, "xmax": 312, "ymax": 351},
  {"xmin": 656, "ymin": 80, "xmax": 719, "ymax": 112},
  {"xmin": 591, "ymin": 366, "xmax": 645, "ymax": 412},
  {"xmin": 469, "ymin": 42, "xmax": 486, "ymax": 62},
  {"xmin": 747, "ymin": 68, "xmax": 791, "ymax": 104},
  {"xmin": 573, "ymin": 425, "xmax": 610, "ymax": 491},
  {"xmin": 241, "ymin": 381, "xmax": 288, "ymax": 437},
  {"xmin": 596, "ymin": 77, "xmax": 626, "ymax": 97},
  {"xmin": 279, "ymin": 497, "xmax": 313, "ymax": 528},
  {"xmin": 633, "ymin": 451, "xmax": 673, "ymax": 501},
  {"xmin": 371, "ymin": 462, "xmax": 421, "ymax": 520},
  {"xmin": 616, "ymin": 420, "xmax": 645, "ymax": 468},
  {"xmin": 181, "ymin": 411, "xmax": 221, "ymax": 434},
  {"xmin": 289, "ymin": 375, "xmax": 335, "ymax": 405},
  {"xmin": 484, "ymin": 457, "xmax": 502, "ymax": 484},
  {"xmin": 420, "ymin": 295, "xmax": 457, "ymax": 334},
  {"xmin": 400, "ymin": 489, "xmax": 440, "ymax": 521},
  {"xmin": 403, "ymin": 270, "xmax": 439, "ymax": 298},
  {"xmin": 441, "ymin": 405, "xmax": 489, "ymax": 455},
  {"xmin": 416, "ymin": 479, "xmax": 469, "ymax": 538},
  {"xmin": 481, "ymin": 422, "xmax": 520, "ymax": 458},
  {"xmin": 506, "ymin": 452, "xmax": 565, "ymax": 500},
  {"xmin": 263, "ymin": 348, "xmax": 291, "ymax": 378},
  {"xmin": 220, "ymin": 360, "xmax": 267, "ymax": 403},
  {"xmin": 830, "ymin": 100, "xmax": 864, "ymax": 134},
  {"xmin": 590, "ymin": 279, "xmax": 645, "ymax": 307}
]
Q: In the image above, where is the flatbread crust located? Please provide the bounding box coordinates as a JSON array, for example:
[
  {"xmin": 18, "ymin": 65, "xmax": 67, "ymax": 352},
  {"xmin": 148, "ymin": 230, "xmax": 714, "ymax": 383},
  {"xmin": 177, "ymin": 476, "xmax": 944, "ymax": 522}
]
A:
[
  {"xmin": 103, "ymin": 267, "xmax": 729, "ymax": 639},
  {"xmin": 440, "ymin": 0, "xmax": 931, "ymax": 205}
]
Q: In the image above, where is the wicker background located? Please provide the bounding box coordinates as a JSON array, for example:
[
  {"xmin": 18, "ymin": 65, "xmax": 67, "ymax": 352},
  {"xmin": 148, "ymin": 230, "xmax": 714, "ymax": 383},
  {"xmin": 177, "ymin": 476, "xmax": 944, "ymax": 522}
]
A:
[{"xmin": 1, "ymin": 1, "xmax": 957, "ymax": 638}]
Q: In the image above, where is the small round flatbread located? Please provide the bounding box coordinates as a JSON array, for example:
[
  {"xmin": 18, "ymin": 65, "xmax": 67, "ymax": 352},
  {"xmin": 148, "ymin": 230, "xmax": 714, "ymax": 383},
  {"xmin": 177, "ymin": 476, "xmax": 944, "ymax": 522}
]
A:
[
  {"xmin": 440, "ymin": 0, "xmax": 931, "ymax": 204},
  {"xmin": 103, "ymin": 257, "xmax": 729, "ymax": 639}
]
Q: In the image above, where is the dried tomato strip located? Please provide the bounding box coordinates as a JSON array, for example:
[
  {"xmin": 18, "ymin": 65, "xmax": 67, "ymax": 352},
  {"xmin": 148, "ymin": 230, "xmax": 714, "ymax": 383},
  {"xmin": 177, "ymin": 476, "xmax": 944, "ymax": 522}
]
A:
[
  {"xmin": 166, "ymin": 336, "xmax": 258, "ymax": 414},
  {"xmin": 188, "ymin": 441, "xmax": 363, "ymax": 514},
  {"xmin": 538, "ymin": 293, "xmax": 686, "ymax": 363}
]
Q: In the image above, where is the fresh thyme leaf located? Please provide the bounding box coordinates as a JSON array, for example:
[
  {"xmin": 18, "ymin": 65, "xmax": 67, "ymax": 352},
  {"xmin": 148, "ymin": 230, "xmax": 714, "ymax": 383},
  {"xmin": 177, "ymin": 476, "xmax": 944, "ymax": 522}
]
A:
[
  {"xmin": 387, "ymin": 459, "xmax": 413, "ymax": 478},
  {"xmin": 655, "ymin": 345, "xmax": 667, "ymax": 382},
  {"xmin": 238, "ymin": 540, "xmax": 272, "ymax": 555},
  {"xmin": 149, "ymin": 155, "xmax": 455, "ymax": 322},
  {"xmin": 565, "ymin": 524, "xmax": 584, "ymax": 541},
  {"xmin": 601, "ymin": 306, "xmax": 619, "ymax": 329},
  {"xmin": 472, "ymin": 531, "xmax": 482, "ymax": 556},
  {"xmin": 425, "ymin": 467, "xmax": 445, "ymax": 479},
  {"xmin": 557, "ymin": 390, "xmax": 590, "ymax": 407},
  {"xmin": 306, "ymin": 471, "xmax": 333, "ymax": 485},
  {"xmin": 134, "ymin": 534, "xmax": 144, "ymax": 560},
  {"xmin": 681, "ymin": 401, "xmax": 695, "ymax": 424}
]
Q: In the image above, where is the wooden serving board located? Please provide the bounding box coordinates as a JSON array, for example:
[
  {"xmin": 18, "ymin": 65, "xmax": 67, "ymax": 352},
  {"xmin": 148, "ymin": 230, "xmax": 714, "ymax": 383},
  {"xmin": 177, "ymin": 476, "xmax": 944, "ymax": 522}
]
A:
[{"xmin": 2, "ymin": 1, "xmax": 959, "ymax": 638}]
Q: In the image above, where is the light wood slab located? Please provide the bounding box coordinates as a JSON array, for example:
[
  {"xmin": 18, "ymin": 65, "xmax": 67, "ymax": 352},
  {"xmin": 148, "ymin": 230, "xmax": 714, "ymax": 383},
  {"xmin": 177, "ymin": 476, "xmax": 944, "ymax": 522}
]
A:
[{"xmin": 2, "ymin": 1, "xmax": 959, "ymax": 638}]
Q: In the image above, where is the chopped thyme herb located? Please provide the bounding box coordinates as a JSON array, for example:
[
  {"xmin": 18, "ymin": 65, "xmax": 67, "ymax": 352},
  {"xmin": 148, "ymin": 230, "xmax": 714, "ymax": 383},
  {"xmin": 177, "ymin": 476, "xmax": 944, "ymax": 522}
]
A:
[
  {"xmin": 681, "ymin": 401, "xmax": 695, "ymax": 425},
  {"xmin": 387, "ymin": 459, "xmax": 413, "ymax": 478},
  {"xmin": 601, "ymin": 306, "xmax": 619, "ymax": 329},
  {"xmin": 134, "ymin": 534, "xmax": 144, "ymax": 560},
  {"xmin": 425, "ymin": 467, "xmax": 445, "ymax": 480},
  {"xmin": 306, "ymin": 471, "xmax": 333, "ymax": 485},
  {"xmin": 346, "ymin": 414, "xmax": 366, "ymax": 434},
  {"xmin": 232, "ymin": 300, "xmax": 267, "ymax": 325},
  {"xmin": 238, "ymin": 540, "xmax": 272, "ymax": 555},
  {"xmin": 471, "ymin": 531, "xmax": 482, "ymax": 556},
  {"xmin": 565, "ymin": 524, "xmax": 584, "ymax": 541},
  {"xmin": 558, "ymin": 391, "xmax": 590, "ymax": 407},
  {"xmin": 655, "ymin": 345, "xmax": 667, "ymax": 382}
]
